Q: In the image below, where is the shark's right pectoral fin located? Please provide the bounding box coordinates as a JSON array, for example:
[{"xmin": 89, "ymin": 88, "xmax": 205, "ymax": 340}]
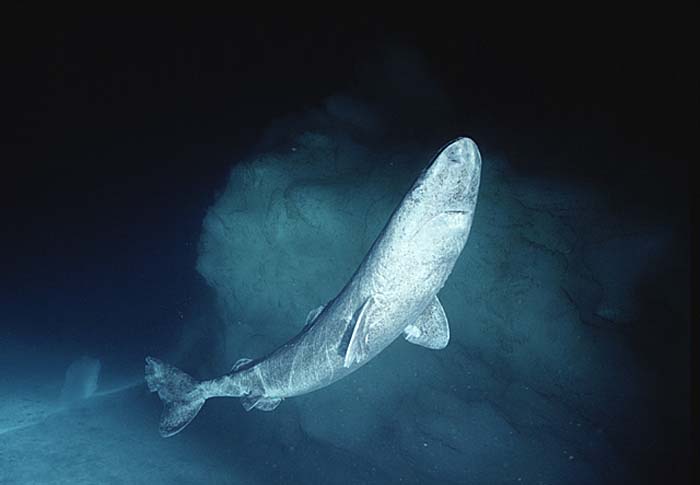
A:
[{"xmin": 403, "ymin": 296, "xmax": 450, "ymax": 350}]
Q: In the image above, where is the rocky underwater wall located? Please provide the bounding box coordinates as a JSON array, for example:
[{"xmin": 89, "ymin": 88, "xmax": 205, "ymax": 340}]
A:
[{"xmin": 193, "ymin": 97, "xmax": 687, "ymax": 483}]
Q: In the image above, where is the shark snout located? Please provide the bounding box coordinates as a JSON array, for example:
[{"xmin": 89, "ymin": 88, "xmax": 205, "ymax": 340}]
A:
[
  {"xmin": 444, "ymin": 137, "xmax": 480, "ymax": 166},
  {"xmin": 422, "ymin": 137, "xmax": 482, "ymax": 215}
]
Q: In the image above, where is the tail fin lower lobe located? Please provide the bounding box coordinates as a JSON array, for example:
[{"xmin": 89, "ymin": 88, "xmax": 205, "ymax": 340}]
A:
[{"xmin": 145, "ymin": 357, "xmax": 206, "ymax": 437}]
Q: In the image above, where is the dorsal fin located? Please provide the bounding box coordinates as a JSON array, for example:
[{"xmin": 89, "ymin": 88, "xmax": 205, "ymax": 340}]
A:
[
  {"xmin": 303, "ymin": 304, "xmax": 326, "ymax": 330},
  {"xmin": 231, "ymin": 358, "xmax": 253, "ymax": 372}
]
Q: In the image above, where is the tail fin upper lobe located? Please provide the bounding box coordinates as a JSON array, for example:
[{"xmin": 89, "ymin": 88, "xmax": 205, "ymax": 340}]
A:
[{"xmin": 145, "ymin": 357, "xmax": 206, "ymax": 437}]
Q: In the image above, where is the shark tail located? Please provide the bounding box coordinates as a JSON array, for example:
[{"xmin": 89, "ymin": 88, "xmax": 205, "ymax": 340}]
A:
[{"xmin": 145, "ymin": 356, "xmax": 206, "ymax": 438}]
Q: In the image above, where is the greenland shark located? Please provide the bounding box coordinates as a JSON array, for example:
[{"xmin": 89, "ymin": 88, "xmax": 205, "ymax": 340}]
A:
[{"xmin": 145, "ymin": 137, "xmax": 481, "ymax": 437}]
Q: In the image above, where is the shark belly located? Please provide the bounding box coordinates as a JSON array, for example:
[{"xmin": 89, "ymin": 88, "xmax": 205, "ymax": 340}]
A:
[
  {"xmin": 255, "ymin": 258, "xmax": 437, "ymax": 399},
  {"xmin": 250, "ymin": 330, "xmax": 343, "ymax": 399}
]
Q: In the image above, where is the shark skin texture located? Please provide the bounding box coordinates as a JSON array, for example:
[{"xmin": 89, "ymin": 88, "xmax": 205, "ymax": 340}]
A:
[{"xmin": 145, "ymin": 137, "xmax": 481, "ymax": 437}]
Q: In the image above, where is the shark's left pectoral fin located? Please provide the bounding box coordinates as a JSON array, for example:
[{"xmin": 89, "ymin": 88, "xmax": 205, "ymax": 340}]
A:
[
  {"xmin": 344, "ymin": 295, "xmax": 379, "ymax": 368},
  {"xmin": 404, "ymin": 296, "xmax": 450, "ymax": 350}
]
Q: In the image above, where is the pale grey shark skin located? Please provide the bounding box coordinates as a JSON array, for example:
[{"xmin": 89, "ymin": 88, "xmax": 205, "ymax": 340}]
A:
[{"xmin": 145, "ymin": 137, "xmax": 481, "ymax": 437}]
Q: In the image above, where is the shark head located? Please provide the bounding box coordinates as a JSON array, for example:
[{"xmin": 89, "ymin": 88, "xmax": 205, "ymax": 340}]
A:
[
  {"xmin": 375, "ymin": 136, "xmax": 482, "ymax": 301},
  {"xmin": 411, "ymin": 137, "xmax": 481, "ymax": 255},
  {"xmin": 422, "ymin": 137, "xmax": 481, "ymax": 215},
  {"xmin": 396, "ymin": 137, "xmax": 481, "ymax": 238},
  {"xmin": 384, "ymin": 137, "xmax": 481, "ymax": 284}
]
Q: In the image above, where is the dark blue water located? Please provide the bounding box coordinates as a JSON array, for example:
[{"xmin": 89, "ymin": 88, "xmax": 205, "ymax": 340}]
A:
[{"xmin": 1, "ymin": 17, "xmax": 691, "ymax": 484}]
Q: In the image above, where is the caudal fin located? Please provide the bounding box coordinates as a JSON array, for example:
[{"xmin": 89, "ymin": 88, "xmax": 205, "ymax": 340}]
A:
[{"xmin": 144, "ymin": 356, "xmax": 206, "ymax": 437}]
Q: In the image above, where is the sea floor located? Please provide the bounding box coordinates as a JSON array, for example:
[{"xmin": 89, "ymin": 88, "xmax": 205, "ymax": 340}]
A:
[{"xmin": 0, "ymin": 338, "xmax": 634, "ymax": 485}]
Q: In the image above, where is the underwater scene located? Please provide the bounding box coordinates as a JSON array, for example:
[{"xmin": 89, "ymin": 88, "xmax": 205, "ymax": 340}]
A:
[{"xmin": 1, "ymin": 16, "xmax": 691, "ymax": 485}]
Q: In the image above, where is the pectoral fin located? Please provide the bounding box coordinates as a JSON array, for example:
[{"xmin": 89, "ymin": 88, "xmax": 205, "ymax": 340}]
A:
[
  {"xmin": 404, "ymin": 296, "xmax": 450, "ymax": 349},
  {"xmin": 344, "ymin": 296, "xmax": 379, "ymax": 368}
]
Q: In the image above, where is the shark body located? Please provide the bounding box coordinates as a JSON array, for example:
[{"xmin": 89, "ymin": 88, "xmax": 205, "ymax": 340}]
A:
[{"xmin": 146, "ymin": 137, "xmax": 481, "ymax": 437}]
